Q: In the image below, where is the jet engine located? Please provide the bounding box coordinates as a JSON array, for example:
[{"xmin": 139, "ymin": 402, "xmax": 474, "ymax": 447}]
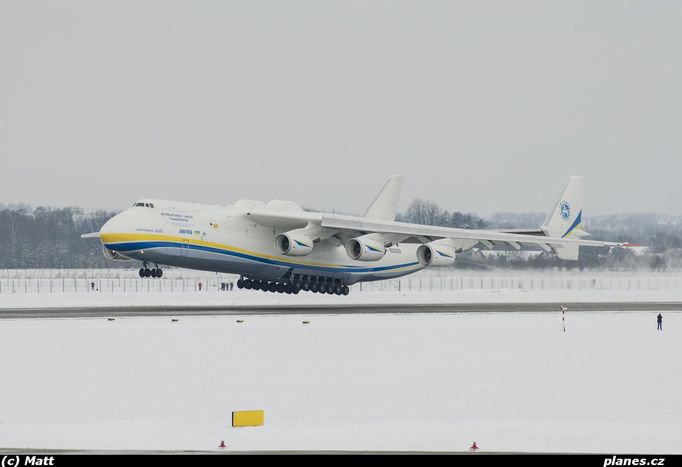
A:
[
  {"xmin": 274, "ymin": 232, "xmax": 314, "ymax": 256},
  {"xmin": 346, "ymin": 237, "xmax": 386, "ymax": 261},
  {"xmin": 102, "ymin": 246, "xmax": 132, "ymax": 261},
  {"xmin": 417, "ymin": 243, "xmax": 456, "ymax": 267}
]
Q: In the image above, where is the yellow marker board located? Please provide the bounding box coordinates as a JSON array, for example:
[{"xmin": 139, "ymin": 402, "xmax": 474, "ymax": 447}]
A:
[{"xmin": 232, "ymin": 410, "xmax": 264, "ymax": 427}]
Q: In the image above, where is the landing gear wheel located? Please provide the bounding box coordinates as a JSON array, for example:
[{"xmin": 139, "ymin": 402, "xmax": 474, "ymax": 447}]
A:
[
  {"xmin": 310, "ymin": 283, "xmax": 318, "ymax": 293},
  {"xmin": 342, "ymin": 286, "xmax": 349, "ymax": 296},
  {"xmin": 302, "ymin": 282, "xmax": 310, "ymax": 292},
  {"xmin": 284, "ymin": 283, "xmax": 294, "ymax": 294},
  {"xmin": 268, "ymin": 282, "xmax": 277, "ymax": 293},
  {"xmin": 276, "ymin": 283, "xmax": 285, "ymax": 293},
  {"xmin": 334, "ymin": 285, "xmax": 342, "ymax": 295},
  {"xmin": 237, "ymin": 279, "xmax": 244, "ymax": 289},
  {"xmin": 156, "ymin": 269, "xmax": 163, "ymax": 278},
  {"xmin": 244, "ymin": 279, "xmax": 252, "ymax": 290},
  {"xmin": 143, "ymin": 268, "xmax": 152, "ymax": 278},
  {"xmin": 326, "ymin": 284, "xmax": 335, "ymax": 294},
  {"xmin": 139, "ymin": 268, "xmax": 145, "ymax": 278}
]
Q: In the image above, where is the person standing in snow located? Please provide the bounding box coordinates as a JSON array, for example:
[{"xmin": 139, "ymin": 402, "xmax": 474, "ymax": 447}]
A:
[{"xmin": 657, "ymin": 313, "xmax": 663, "ymax": 331}]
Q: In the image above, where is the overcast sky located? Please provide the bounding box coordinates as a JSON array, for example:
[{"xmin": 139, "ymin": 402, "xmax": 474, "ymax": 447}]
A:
[{"xmin": 1, "ymin": 1, "xmax": 681, "ymax": 216}]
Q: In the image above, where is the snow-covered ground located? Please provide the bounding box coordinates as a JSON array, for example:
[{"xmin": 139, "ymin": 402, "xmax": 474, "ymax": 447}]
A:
[{"xmin": 0, "ymin": 311, "xmax": 679, "ymax": 453}]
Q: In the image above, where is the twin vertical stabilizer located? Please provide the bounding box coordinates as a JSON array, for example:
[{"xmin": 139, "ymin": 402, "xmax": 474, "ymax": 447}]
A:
[
  {"xmin": 541, "ymin": 176, "xmax": 588, "ymax": 260},
  {"xmin": 363, "ymin": 174, "xmax": 404, "ymax": 221}
]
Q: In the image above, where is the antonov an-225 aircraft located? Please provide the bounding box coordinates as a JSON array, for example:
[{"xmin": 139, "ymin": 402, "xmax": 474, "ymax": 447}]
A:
[{"xmin": 82, "ymin": 175, "xmax": 624, "ymax": 296}]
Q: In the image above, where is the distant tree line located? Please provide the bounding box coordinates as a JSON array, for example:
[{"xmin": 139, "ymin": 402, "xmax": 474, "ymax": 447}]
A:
[
  {"xmin": 0, "ymin": 206, "xmax": 120, "ymax": 269},
  {"xmin": 0, "ymin": 201, "xmax": 681, "ymax": 270},
  {"xmin": 396, "ymin": 199, "xmax": 488, "ymax": 229}
]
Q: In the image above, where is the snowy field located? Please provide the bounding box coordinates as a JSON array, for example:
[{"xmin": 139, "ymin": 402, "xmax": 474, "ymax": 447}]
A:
[{"xmin": 0, "ymin": 311, "xmax": 680, "ymax": 453}]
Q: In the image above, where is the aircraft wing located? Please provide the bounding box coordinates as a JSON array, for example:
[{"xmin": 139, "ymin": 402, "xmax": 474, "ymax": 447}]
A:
[
  {"xmin": 319, "ymin": 213, "xmax": 622, "ymax": 249},
  {"xmin": 487, "ymin": 228, "xmax": 545, "ymax": 236},
  {"xmin": 241, "ymin": 172, "xmax": 628, "ymax": 261},
  {"xmin": 243, "ymin": 209, "xmax": 623, "ymax": 252}
]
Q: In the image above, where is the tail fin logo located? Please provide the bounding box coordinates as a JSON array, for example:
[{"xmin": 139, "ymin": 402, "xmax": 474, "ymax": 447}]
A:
[{"xmin": 559, "ymin": 201, "xmax": 571, "ymax": 221}]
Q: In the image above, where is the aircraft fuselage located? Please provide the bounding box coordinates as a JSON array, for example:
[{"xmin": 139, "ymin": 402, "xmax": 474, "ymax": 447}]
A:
[{"xmin": 100, "ymin": 200, "xmax": 425, "ymax": 285}]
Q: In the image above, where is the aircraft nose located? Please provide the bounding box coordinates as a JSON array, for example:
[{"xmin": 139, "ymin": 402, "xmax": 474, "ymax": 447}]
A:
[{"xmin": 100, "ymin": 211, "xmax": 130, "ymax": 234}]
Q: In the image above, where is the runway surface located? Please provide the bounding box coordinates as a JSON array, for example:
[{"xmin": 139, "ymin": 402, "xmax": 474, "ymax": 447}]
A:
[
  {"xmin": 0, "ymin": 448, "xmax": 509, "ymax": 454},
  {"xmin": 1, "ymin": 301, "xmax": 681, "ymax": 319}
]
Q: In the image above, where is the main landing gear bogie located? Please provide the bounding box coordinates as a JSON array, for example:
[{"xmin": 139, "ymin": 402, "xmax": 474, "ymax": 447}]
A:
[
  {"xmin": 138, "ymin": 264, "xmax": 164, "ymax": 279},
  {"xmin": 236, "ymin": 278, "xmax": 300, "ymax": 295},
  {"xmin": 236, "ymin": 276, "xmax": 350, "ymax": 296}
]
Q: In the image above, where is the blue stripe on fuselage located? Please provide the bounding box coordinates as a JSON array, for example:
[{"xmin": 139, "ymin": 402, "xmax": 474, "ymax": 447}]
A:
[{"xmin": 104, "ymin": 241, "xmax": 419, "ymax": 273}]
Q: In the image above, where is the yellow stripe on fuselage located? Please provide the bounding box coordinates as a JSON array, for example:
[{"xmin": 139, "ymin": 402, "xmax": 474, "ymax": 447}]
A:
[{"xmin": 100, "ymin": 232, "xmax": 406, "ymax": 271}]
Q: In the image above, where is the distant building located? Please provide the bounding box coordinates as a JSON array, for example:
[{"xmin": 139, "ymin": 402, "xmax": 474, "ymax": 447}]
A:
[
  {"xmin": 614, "ymin": 245, "xmax": 650, "ymax": 257},
  {"xmin": 471, "ymin": 248, "xmax": 544, "ymax": 260}
]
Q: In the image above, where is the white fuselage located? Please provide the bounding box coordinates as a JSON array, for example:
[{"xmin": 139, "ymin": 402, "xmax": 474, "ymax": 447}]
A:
[{"xmin": 100, "ymin": 200, "xmax": 425, "ymax": 284}]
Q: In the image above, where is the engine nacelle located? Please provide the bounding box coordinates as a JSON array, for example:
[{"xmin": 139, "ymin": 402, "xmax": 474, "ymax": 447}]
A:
[
  {"xmin": 346, "ymin": 237, "xmax": 386, "ymax": 261},
  {"xmin": 102, "ymin": 246, "xmax": 132, "ymax": 261},
  {"xmin": 417, "ymin": 243, "xmax": 456, "ymax": 267},
  {"xmin": 274, "ymin": 232, "xmax": 314, "ymax": 256}
]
